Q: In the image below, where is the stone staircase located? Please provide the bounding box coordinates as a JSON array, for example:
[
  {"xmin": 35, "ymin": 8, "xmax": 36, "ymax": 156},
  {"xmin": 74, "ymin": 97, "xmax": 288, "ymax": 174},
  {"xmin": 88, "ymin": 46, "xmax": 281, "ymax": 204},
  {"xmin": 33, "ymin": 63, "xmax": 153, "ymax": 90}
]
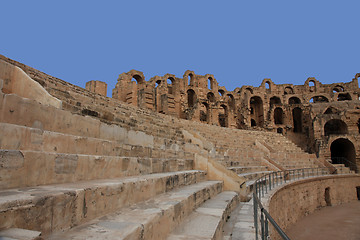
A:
[{"xmin": 0, "ymin": 75, "xmax": 240, "ymax": 239}]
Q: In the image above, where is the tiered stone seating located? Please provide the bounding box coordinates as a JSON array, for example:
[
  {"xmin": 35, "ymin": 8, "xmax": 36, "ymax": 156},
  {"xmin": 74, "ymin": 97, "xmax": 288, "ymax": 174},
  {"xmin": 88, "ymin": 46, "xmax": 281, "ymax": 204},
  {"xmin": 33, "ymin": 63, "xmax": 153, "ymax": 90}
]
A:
[{"xmin": 0, "ymin": 74, "xmax": 239, "ymax": 239}]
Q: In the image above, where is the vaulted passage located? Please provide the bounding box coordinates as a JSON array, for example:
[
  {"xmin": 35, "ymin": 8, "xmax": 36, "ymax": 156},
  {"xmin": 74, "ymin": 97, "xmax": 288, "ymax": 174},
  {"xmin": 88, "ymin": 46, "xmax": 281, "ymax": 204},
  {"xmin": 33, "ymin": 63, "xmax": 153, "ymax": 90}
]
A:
[
  {"xmin": 274, "ymin": 107, "xmax": 283, "ymax": 125},
  {"xmin": 187, "ymin": 89, "xmax": 196, "ymax": 108},
  {"xmin": 331, "ymin": 138, "xmax": 357, "ymax": 172},
  {"xmin": 250, "ymin": 96, "xmax": 264, "ymax": 127},
  {"xmin": 219, "ymin": 105, "xmax": 228, "ymax": 127},
  {"xmin": 292, "ymin": 107, "xmax": 302, "ymax": 132}
]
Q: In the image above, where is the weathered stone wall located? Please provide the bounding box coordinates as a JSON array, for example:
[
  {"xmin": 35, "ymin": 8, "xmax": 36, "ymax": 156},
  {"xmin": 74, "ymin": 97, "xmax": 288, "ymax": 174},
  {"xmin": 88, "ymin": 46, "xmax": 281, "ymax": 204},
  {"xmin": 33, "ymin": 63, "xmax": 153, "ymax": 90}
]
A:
[{"xmin": 267, "ymin": 175, "xmax": 360, "ymax": 240}]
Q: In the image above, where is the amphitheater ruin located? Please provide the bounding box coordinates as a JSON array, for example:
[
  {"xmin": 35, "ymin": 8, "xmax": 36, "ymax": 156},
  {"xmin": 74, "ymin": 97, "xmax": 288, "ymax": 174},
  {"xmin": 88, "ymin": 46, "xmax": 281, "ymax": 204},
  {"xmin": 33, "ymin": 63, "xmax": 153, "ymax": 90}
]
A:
[{"xmin": 0, "ymin": 54, "xmax": 359, "ymax": 239}]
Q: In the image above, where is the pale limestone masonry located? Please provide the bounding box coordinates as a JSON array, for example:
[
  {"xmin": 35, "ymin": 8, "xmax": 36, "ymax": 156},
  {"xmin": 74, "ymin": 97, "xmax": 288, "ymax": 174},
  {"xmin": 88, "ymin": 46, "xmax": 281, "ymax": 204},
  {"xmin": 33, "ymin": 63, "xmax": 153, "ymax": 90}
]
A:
[{"xmin": 0, "ymin": 55, "xmax": 359, "ymax": 239}]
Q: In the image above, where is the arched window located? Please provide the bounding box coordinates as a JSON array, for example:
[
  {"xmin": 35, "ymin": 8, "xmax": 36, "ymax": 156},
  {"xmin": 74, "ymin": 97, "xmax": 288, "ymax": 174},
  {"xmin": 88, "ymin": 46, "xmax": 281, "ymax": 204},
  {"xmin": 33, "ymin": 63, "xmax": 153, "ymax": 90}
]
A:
[
  {"xmin": 132, "ymin": 74, "xmax": 144, "ymax": 84},
  {"xmin": 167, "ymin": 77, "xmax": 174, "ymax": 94},
  {"xmin": 332, "ymin": 85, "xmax": 344, "ymax": 93},
  {"xmin": 208, "ymin": 77, "xmax": 213, "ymax": 90},
  {"xmin": 218, "ymin": 89, "xmax": 225, "ymax": 96},
  {"xmin": 274, "ymin": 108, "xmax": 283, "ymax": 125},
  {"xmin": 200, "ymin": 102, "xmax": 209, "ymax": 122},
  {"xmin": 324, "ymin": 107, "xmax": 339, "ymax": 114},
  {"xmin": 310, "ymin": 96, "xmax": 329, "ymax": 103},
  {"xmin": 219, "ymin": 104, "xmax": 227, "ymax": 127},
  {"xmin": 187, "ymin": 89, "xmax": 196, "ymax": 108},
  {"xmin": 270, "ymin": 96, "xmax": 281, "ymax": 106},
  {"xmin": 227, "ymin": 94, "xmax": 235, "ymax": 110},
  {"xmin": 251, "ymin": 119, "xmax": 257, "ymax": 127},
  {"xmin": 250, "ymin": 96, "xmax": 264, "ymax": 127},
  {"xmin": 265, "ymin": 82, "xmax": 270, "ymax": 89},
  {"xmin": 337, "ymin": 93, "xmax": 352, "ymax": 101},
  {"xmin": 324, "ymin": 119, "xmax": 348, "ymax": 136},
  {"xmin": 309, "ymin": 80, "xmax": 315, "ymax": 87},
  {"xmin": 289, "ymin": 97, "xmax": 301, "ymax": 105},
  {"xmin": 188, "ymin": 74, "xmax": 193, "ymax": 86},
  {"xmin": 207, "ymin": 92, "xmax": 215, "ymax": 102},
  {"xmin": 292, "ymin": 107, "xmax": 302, "ymax": 133},
  {"xmin": 284, "ymin": 87, "xmax": 294, "ymax": 95}
]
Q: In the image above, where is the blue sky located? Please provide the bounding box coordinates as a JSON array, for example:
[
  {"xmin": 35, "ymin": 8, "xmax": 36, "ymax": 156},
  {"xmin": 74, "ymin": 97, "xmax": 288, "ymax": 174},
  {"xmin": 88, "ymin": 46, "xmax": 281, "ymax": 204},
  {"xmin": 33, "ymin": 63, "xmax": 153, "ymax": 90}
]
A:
[{"xmin": 1, "ymin": 1, "xmax": 359, "ymax": 97}]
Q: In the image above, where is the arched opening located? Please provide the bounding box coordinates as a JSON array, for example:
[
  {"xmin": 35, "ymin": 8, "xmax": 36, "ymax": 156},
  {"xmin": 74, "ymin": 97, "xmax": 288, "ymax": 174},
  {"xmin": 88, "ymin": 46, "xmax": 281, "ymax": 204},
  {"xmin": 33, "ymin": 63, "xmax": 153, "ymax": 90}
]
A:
[
  {"xmin": 284, "ymin": 87, "xmax": 294, "ymax": 95},
  {"xmin": 167, "ymin": 77, "xmax": 174, "ymax": 94},
  {"xmin": 227, "ymin": 94, "xmax": 235, "ymax": 111},
  {"xmin": 246, "ymin": 88, "xmax": 253, "ymax": 94},
  {"xmin": 310, "ymin": 96, "xmax": 329, "ymax": 103},
  {"xmin": 357, "ymin": 119, "xmax": 360, "ymax": 133},
  {"xmin": 250, "ymin": 96, "xmax": 264, "ymax": 127},
  {"xmin": 207, "ymin": 92, "xmax": 216, "ymax": 103},
  {"xmin": 218, "ymin": 89, "xmax": 225, "ymax": 97},
  {"xmin": 265, "ymin": 82, "xmax": 270, "ymax": 90},
  {"xmin": 332, "ymin": 85, "xmax": 344, "ymax": 93},
  {"xmin": 274, "ymin": 107, "xmax": 283, "ymax": 125},
  {"xmin": 208, "ymin": 77, "xmax": 213, "ymax": 90},
  {"xmin": 292, "ymin": 107, "xmax": 302, "ymax": 133},
  {"xmin": 187, "ymin": 89, "xmax": 196, "ymax": 108},
  {"xmin": 289, "ymin": 97, "xmax": 301, "ymax": 105},
  {"xmin": 277, "ymin": 128, "xmax": 283, "ymax": 134},
  {"xmin": 251, "ymin": 119, "xmax": 257, "ymax": 127},
  {"xmin": 331, "ymin": 138, "xmax": 357, "ymax": 172},
  {"xmin": 324, "ymin": 107, "xmax": 339, "ymax": 114},
  {"xmin": 219, "ymin": 104, "xmax": 228, "ymax": 127},
  {"xmin": 188, "ymin": 74, "xmax": 193, "ymax": 86},
  {"xmin": 132, "ymin": 74, "xmax": 144, "ymax": 84},
  {"xmin": 155, "ymin": 80, "xmax": 162, "ymax": 112},
  {"xmin": 200, "ymin": 102, "xmax": 209, "ymax": 123},
  {"xmin": 309, "ymin": 80, "xmax": 315, "ymax": 87},
  {"xmin": 324, "ymin": 119, "xmax": 348, "ymax": 136},
  {"xmin": 337, "ymin": 93, "xmax": 352, "ymax": 101},
  {"xmin": 270, "ymin": 96, "xmax": 281, "ymax": 107}
]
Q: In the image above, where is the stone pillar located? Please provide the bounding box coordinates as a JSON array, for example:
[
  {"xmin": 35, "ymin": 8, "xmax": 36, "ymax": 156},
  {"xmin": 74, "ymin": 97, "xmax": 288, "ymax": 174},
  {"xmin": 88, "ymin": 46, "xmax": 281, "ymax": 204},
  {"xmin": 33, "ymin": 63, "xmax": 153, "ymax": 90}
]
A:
[{"xmin": 86, "ymin": 80, "xmax": 107, "ymax": 97}]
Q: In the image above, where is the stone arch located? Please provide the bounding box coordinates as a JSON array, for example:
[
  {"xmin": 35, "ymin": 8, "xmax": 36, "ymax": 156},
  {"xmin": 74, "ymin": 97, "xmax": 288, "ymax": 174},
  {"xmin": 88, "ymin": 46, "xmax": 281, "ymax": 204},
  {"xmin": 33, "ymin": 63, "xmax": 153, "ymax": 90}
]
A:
[
  {"xmin": 284, "ymin": 87, "xmax": 294, "ymax": 95},
  {"xmin": 219, "ymin": 104, "xmax": 228, "ymax": 127},
  {"xmin": 305, "ymin": 78, "xmax": 319, "ymax": 92},
  {"xmin": 309, "ymin": 95, "xmax": 329, "ymax": 103},
  {"xmin": 218, "ymin": 89, "xmax": 225, "ymax": 97},
  {"xmin": 324, "ymin": 107, "xmax": 339, "ymax": 114},
  {"xmin": 332, "ymin": 85, "xmax": 344, "ymax": 93},
  {"xmin": 188, "ymin": 74, "xmax": 193, "ymax": 86},
  {"xmin": 250, "ymin": 96, "xmax": 264, "ymax": 127},
  {"xmin": 208, "ymin": 77, "xmax": 213, "ymax": 90},
  {"xmin": 337, "ymin": 93, "xmax": 352, "ymax": 101},
  {"xmin": 245, "ymin": 87, "xmax": 253, "ymax": 94},
  {"xmin": 274, "ymin": 107, "xmax": 284, "ymax": 125},
  {"xmin": 270, "ymin": 96, "xmax": 281, "ymax": 107},
  {"xmin": 207, "ymin": 92, "xmax": 216, "ymax": 103},
  {"xmin": 200, "ymin": 102, "xmax": 209, "ymax": 123},
  {"xmin": 324, "ymin": 119, "xmax": 348, "ymax": 136},
  {"xmin": 289, "ymin": 97, "xmax": 301, "ymax": 105},
  {"xmin": 167, "ymin": 77, "xmax": 175, "ymax": 94},
  {"xmin": 292, "ymin": 107, "xmax": 302, "ymax": 133},
  {"xmin": 330, "ymin": 138, "xmax": 357, "ymax": 172},
  {"xmin": 227, "ymin": 94, "xmax": 235, "ymax": 111},
  {"xmin": 132, "ymin": 74, "xmax": 145, "ymax": 84},
  {"xmin": 187, "ymin": 89, "xmax": 196, "ymax": 108}
]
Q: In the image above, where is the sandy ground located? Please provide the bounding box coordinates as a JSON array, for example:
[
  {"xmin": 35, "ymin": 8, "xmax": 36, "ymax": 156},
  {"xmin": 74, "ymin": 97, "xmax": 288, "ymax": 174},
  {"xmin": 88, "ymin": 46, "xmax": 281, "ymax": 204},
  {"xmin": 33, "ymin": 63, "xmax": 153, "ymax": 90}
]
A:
[{"xmin": 285, "ymin": 201, "xmax": 360, "ymax": 240}]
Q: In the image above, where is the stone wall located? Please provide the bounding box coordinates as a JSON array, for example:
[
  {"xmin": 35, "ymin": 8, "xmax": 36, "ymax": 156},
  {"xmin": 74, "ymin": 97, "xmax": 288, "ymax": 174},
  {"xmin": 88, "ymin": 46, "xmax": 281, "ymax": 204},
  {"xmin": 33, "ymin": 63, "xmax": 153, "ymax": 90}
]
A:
[{"xmin": 267, "ymin": 175, "xmax": 360, "ymax": 240}]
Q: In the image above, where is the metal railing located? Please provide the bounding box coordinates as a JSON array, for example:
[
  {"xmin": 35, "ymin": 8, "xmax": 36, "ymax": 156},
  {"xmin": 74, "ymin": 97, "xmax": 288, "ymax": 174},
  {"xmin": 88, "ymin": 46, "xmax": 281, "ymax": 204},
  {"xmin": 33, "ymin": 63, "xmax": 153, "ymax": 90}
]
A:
[{"xmin": 253, "ymin": 167, "xmax": 331, "ymax": 240}]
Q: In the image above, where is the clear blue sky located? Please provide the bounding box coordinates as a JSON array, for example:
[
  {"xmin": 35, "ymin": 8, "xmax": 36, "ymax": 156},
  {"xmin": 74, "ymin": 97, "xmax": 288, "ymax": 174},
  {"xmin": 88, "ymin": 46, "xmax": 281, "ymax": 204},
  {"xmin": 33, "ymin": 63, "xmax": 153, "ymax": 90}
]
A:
[{"xmin": 1, "ymin": 1, "xmax": 359, "ymax": 97}]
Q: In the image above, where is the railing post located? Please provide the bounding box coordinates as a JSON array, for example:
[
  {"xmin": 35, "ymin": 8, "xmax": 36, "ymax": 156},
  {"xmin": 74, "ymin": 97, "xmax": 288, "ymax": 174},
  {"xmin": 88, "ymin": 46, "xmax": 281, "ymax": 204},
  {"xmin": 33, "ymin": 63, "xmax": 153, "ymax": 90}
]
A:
[
  {"xmin": 269, "ymin": 174, "xmax": 272, "ymax": 191},
  {"xmin": 253, "ymin": 193, "xmax": 259, "ymax": 240},
  {"xmin": 302, "ymin": 168, "xmax": 305, "ymax": 179},
  {"xmin": 265, "ymin": 216, "xmax": 269, "ymax": 238},
  {"xmin": 284, "ymin": 171, "xmax": 287, "ymax": 183},
  {"xmin": 261, "ymin": 210, "xmax": 265, "ymax": 240}
]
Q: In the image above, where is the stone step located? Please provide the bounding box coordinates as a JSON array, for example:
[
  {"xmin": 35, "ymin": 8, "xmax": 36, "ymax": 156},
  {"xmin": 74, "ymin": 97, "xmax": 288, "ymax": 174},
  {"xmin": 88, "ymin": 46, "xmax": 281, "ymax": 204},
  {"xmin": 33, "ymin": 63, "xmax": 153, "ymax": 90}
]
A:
[
  {"xmin": 0, "ymin": 149, "xmax": 194, "ymax": 189},
  {"xmin": 228, "ymin": 166, "xmax": 269, "ymax": 174},
  {"xmin": 48, "ymin": 181, "xmax": 223, "ymax": 240},
  {"xmin": 0, "ymin": 170, "xmax": 205, "ymax": 235},
  {"xmin": 238, "ymin": 171, "xmax": 273, "ymax": 181},
  {"xmin": 167, "ymin": 191, "xmax": 238, "ymax": 240},
  {"xmin": 0, "ymin": 228, "xmax": 42, "ymax": 240},
  {"xmin": 0, "ymin": 122, "xmax": 189, "ymax": 159}
]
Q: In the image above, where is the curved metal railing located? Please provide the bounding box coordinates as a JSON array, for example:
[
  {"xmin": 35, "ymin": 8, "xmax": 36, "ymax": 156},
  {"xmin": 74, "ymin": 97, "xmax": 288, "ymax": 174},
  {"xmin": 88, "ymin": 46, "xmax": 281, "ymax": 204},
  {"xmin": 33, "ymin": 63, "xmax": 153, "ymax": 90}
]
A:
[{"xmin": 253, "ymin": 167, "xmax": 332, "ymax": 240}]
